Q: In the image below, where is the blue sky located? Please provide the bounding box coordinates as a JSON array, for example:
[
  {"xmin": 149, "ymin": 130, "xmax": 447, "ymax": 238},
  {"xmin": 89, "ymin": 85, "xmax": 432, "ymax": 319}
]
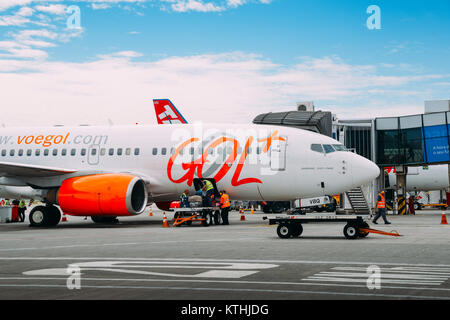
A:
[{"xmin": 0, "ymin": 0, "xmax": 449, "ymax": 126}]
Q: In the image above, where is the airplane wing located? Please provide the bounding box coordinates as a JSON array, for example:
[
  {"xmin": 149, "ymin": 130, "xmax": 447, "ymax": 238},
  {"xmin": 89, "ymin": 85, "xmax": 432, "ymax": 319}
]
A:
[
  {"xmin": 0, "ymin": 161, "xmax": 76, "ymax": 177},
  {"xmin": 153, "ymin": 99, "xmax": 188, "ymax": 124}
]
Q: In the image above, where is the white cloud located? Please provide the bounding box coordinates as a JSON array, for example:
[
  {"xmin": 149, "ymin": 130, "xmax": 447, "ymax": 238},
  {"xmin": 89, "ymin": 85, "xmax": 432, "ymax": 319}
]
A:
[
  {"xmin": 171, "ymin": 0, "xmax": 225, "ymax": 12},
  {"xmin": 16, "ymin": 6, "xmax": 34, "ymax": 16},
  {"xmin": 34, "ymin": 4, "xmax": 67, "ymax": 15},
  {"xmin": 0, "ymin": 52, "xmax": 446, "ymax": 127}
]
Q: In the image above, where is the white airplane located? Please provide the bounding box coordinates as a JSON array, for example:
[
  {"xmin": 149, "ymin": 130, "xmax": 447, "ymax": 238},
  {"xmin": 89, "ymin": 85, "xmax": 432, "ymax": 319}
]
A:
[
  {"xmin": 385, "ymin": 165, "xmax": 449, "ymax": 191},
  {"xmin": 0, "ymin": 111, "xmax": 380, "ymax": 227}
]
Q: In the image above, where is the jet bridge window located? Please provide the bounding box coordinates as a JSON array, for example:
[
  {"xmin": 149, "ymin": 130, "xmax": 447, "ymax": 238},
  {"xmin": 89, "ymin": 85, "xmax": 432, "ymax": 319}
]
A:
[
  {"xmin": 311, "ymin": 144, "xmax": 324, "ymax": 153},
  {"xmin": 323, "ymin": 144, "xmax": 335, "ymax": 154}
]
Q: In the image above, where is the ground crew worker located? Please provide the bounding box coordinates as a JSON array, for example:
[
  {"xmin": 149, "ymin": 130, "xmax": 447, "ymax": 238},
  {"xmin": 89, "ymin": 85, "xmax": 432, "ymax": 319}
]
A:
[
  {"xmin": 201, "ymin": 179, "xmax": 214, "ymax": 207},
  {"xmin": 373, "ymin": 190, "xmax": 391, "ymax": 224},
  {"xmin": 219, "ymin": 190, "xmax": 231, "ymax": 225},
  {"xmin": 180, "ymin": 189, "xmax": 190, "ymax": 208},
  {"xmin": 18, "ymin": 200, "xmax": 27, "ymax": 222}
]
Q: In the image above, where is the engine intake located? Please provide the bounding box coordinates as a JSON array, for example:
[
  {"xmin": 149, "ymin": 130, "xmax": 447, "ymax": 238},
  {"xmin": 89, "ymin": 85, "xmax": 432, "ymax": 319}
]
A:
[{"xmin": 58, "ymin": 174, "xmax": 148, "ymax": 216}]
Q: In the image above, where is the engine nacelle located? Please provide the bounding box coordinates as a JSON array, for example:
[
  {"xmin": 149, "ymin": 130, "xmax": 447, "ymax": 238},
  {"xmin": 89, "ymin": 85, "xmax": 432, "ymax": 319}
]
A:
[{"xmin": 57, "ymin": 174, "xmax": 148, "ymax": 216}]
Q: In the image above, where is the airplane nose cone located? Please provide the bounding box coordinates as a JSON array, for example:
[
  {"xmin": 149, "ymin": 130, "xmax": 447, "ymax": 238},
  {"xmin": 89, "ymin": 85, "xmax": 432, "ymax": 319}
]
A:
[{"xmin": 351, "ymin": 155, "xmax": 380, "ymax": 186}]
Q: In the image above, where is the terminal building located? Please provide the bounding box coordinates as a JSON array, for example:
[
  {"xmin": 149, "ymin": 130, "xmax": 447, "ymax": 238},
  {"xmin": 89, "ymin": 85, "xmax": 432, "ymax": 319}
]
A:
[{"xmin": 254, "ymin": 99, "xmax": 450, "ymax": 215}]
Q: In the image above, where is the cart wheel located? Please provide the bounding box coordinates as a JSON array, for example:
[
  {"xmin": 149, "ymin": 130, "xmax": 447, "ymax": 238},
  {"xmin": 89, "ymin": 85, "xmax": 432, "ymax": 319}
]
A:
[
  {"xmin": 343, "ymin": 223, "xmax": 360, "ymax": 239},
  {"xmin": 358, "ymin": 222, "xmax": 370, "ymax": 238},
  {"xmin": 277, "ymin": 223, "xmax": 292, "ymax": 239},
  {"xmin": 202, "ymin": 212, "xmax": 211, "ymax": 227},
  {"xmin": 291, "ymin": 224, "xmax": 303, "ymax": 237}
]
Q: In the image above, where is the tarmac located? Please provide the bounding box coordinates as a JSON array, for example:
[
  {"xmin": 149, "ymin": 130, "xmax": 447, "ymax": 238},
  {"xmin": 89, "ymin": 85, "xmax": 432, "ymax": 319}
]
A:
[{"xmin": 0, "ymin": 207, "xmax": 449, "ymax": 300}]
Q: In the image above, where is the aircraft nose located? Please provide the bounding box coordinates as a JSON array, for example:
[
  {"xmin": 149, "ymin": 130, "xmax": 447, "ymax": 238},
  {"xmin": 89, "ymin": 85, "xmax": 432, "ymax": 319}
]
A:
[{"xmin": 350, "ymin": 154, "xmax": 380, "ymax": 186}]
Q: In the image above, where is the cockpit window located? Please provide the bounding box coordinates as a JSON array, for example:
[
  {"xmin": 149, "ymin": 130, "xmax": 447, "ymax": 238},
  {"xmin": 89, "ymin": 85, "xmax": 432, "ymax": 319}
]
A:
[
  {"xmin": 333, "ymin": 144, "xmax": 347, "ymax": 151},
  {"xmin": 311, "ymin": 144, "xmax": 324, "ymax": 153},
  {"xmin": 323, "ymin": 144, "xmax": 335, "ymax": 154}
]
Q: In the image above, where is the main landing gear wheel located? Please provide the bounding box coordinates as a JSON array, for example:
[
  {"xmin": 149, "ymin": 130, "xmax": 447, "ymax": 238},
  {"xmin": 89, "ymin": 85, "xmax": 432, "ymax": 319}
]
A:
[
  {"xmin": 343, "ymin": 223, "xmax": 360, "ymax": 240},
  {"xmin": 29, "ymin": 205, "xmax": 61, "ymax": 227},
  {"xmin": 277, "ymin": 223, "xmax": 292, "ymax": 239}
]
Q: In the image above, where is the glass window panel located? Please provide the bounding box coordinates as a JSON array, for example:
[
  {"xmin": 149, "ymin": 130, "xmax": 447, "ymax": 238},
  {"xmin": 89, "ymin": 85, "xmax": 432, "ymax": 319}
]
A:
[
  {"xmin": 424, "ymin": 137, "xmax": 450, "ymax": 163},
  {"xmin": 376, "ymin": 117, "xmax": 398, "ymax": 130},
  {"xmin": 400, "ymin": 115, "xmax": 422, "ymax": 129},
  {"xmin": 323, "ymin": 144, "xmax": 335, "ymax": 154},
  {"xmin": 117, "ymin": 148, "xmax": 122, "ymax": 156},
  {"xmin": 424, "ymin": 125, "xmax": 447, "ymax": 139},
  {"xmin": 423, "ymin": 113, "xmax": 446, "ymax": 126},
  {"xmin": 376, "ymin": 130, "xmax": 401, "ymax": 165},
  {"xmin": 311, "ymin": 144, "xmax": 324, "ymax": 153}
]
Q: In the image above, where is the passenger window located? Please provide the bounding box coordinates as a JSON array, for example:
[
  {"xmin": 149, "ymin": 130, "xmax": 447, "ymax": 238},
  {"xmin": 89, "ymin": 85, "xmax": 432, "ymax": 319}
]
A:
[
  {"xmin": 18, "ymin": 149, "xmax": 23, "ymax": 156},
  {"xmin": 311, "ymin": 144, "xmax": 324, "ymax": 153},
  {"xmin": 109, "ymin": 148, "xmax": 114, "ymax": 156},
  {"xmin": 10, "ymin": 150, "xmax": 15, "ymax": 156},
  {"xmin": 100, "ymin": 148, "xmax": 106, "ymax": 156},
  {"xmin": 117, "ymin": 148, "xmax": 123, "ymax": 156},
  {"xmin": 91, "ymin": 148, "xmax": 97, "ymax": 156},
  {"xmin": 26, "ymin": 149, "xmax": 32, "ymax": 156},
  {"xmin": 256, "ymin": 147, "xmax": 261, "ymax": 155},
  {"xmin": 134, "ymin": 148, "xmax": 140, "ymax": 156},
  {"xmin": 161, "ymin": 148, "xmax": 167, "ymax": 155},
  {"xmin": 170, "ymin": 148, "xmax": 175, "ymax": 155},
  {"xmin": 44, "ymin": 149, "xmax": 49, "ymax": 156},
  {"xmin": 35, "ymin": 149, "xmax": 40, "ymax": 156},
  {"xmin": 125, "ymin": 148, "xmax": 131, "ymax": 156},
  {"xmin": 62, "ymin": 149, "xmax": 67, "ymax": 156},
  {"xmin": 323, "ymin": 144, "xmax": 335, "ymax": 154},
  {"xmin": 152, "ymin": 148, "xmax": 158, "ymax": 155},
  {"xmin": 81, "ymin": 148, "xmax": 86, "ymax": 156},
  {"xmin": 71, "ymin": 149, "xmax": 76, "ymax": 156},
  {"xmin": 1, "ymin": 150, "xmax": 5, "ymax": 156},
  {"xmin": 53, "ymin": 149, "xmax": 58, "ymax": 156}
]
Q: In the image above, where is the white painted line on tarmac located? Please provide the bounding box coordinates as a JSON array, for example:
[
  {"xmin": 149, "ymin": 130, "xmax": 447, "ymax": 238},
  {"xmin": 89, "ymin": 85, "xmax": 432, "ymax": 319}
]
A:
[
  {"xmin": 0, "ymin": 283, "xmax": 448, "ymax": 299},
  {"xmin": 305, "ymin": 276, "xmax": 442, "ymax": 286},
  {"xmin": 0, "ymin": 237, "xmax": 263, "ymax": 252},
  {"xmin": 1, "ymin": 257, "xmax": 449, "ymax": 268}
]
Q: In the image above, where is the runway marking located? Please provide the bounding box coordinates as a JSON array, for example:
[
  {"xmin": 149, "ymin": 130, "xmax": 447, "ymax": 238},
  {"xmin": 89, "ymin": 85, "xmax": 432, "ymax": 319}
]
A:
[
  {"xmin": 0, "ymin": 283, "xmax": 448, "ymax": 299},
  {"xmin": 22, "ymin": 260, "xmax": 279, "ymax": 279},
  {"xmin": 1, "ymin": 257, "xmax": 450, "ymax": 268},
  {"xmin": 303, "ymin": 265, "xmax": 450, "ymax": 287},
  {"xmin": 0, "ymin": 237, "xmax": 264, "ymax": 252}
]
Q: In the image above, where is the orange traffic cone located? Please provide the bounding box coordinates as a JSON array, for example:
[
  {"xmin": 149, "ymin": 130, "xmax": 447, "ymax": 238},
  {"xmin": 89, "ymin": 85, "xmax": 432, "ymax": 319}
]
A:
[
  {"xmin": 149, "ymin": 206, "xmax": 153, "ymax": 216},
  {"xmin": 441, "ymin": 211, "xmax": 448, "ymax": 225},
  {"xmin": 61, "ymin": 213, "xmax": 67, "ymax": 222},
  {"xmin": 239, "ymin": 206, "xmax": 245, "ymax": 221},
  {"xmin": 162, "ymin": 212, "xmax": 170, "ymax": 227},
  {"xmin": 251, "ymin": 205, "xmax": 255, "ymax": 214}
]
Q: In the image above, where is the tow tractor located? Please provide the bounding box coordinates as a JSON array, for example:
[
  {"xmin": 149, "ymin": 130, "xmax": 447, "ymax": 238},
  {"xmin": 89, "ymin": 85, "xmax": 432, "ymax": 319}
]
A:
[{"xmin": 264, "ymin": 214, "xmax": 401, "ymax": 240}]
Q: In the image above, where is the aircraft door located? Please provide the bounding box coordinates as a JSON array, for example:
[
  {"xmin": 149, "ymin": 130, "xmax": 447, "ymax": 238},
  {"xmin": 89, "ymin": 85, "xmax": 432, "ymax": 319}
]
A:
[
  {"xmin": 270, "ymin": 136, "xmax": 287, "ymax": 171},
  {"xmin": 88, "ymin": 145, "xmax": 100, "ymax": 165}
]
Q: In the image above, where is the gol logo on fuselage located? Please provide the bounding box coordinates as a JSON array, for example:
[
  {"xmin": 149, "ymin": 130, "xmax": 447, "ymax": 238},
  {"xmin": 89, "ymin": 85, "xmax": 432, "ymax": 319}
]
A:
[{"xmin": 167, "ymin": 131, "xmax": 286, "ymax": 187}]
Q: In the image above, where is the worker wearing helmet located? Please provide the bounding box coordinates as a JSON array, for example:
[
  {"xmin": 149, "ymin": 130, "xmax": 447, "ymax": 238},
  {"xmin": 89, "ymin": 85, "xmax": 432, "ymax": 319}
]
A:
[{"xmin": 373, "ymin": 190, "xmax": 391, "ymax": 224}]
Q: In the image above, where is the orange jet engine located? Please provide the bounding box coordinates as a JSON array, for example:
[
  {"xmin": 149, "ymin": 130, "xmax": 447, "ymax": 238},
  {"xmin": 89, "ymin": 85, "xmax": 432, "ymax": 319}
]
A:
[{"xmin": 57, "ymin": 174, "xmax": 148, "ymax": 216}]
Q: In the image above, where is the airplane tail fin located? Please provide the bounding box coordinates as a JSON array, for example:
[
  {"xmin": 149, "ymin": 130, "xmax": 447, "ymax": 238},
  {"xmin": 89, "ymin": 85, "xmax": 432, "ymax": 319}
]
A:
[{"xmin": 153, "ymin": 99, "xmax": 188, "ymax": 124}]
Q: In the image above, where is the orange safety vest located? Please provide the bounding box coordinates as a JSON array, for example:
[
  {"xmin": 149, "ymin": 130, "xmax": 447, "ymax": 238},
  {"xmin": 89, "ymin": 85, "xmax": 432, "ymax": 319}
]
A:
[
  {"xmin": 376, "ymin": 193, "xmax": 386, "ymax": 209},
  {"xmin": 220, "ymin": 193, "xmax": 231, "ymax": 208}
]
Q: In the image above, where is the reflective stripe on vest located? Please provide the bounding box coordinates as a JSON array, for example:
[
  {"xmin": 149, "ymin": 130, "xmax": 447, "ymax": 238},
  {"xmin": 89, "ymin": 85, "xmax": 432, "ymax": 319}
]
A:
[
  {"xmin": 220, "ymin": 194, "xmax": 231, "ymax": 208},
  {"xmin": 377, "ymin": 193, "xmax": 386, "ymax": 209},
  {"xmin": 204, "ymin": 180, "xmax": 214, "ymax": 192}
]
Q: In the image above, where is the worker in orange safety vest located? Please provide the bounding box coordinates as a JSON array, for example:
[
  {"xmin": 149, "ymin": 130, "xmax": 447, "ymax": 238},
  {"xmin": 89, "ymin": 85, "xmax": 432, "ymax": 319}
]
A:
[
  {"xmin": 219, "ymin": 190, "xmax": 231, "ymax": 225},
  {"xmin": 373, "ymin": 190, "xmax": 391, "ymax": 225}
]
